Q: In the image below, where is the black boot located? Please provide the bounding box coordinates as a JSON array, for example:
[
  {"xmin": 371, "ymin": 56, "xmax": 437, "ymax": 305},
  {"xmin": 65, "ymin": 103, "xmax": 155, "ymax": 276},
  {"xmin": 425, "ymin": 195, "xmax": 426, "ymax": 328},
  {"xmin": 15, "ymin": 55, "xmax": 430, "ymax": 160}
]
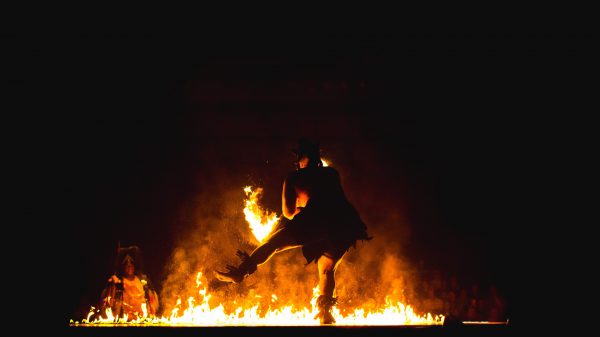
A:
[
  {"xmin": 214, "ymin": 250, "xmax": 257, "ymax": 283},
  {"xmin": 314, "ymin": 295, "xmax": 337, "ymax": 324}
]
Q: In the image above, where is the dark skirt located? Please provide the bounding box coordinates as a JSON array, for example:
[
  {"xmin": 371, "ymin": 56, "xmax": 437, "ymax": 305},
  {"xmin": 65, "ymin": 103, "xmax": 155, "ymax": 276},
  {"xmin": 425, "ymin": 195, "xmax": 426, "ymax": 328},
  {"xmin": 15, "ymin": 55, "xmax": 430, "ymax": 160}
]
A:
[{"xmin": 281, "ymin": 201, "xmax": 371, "ymax": 264}]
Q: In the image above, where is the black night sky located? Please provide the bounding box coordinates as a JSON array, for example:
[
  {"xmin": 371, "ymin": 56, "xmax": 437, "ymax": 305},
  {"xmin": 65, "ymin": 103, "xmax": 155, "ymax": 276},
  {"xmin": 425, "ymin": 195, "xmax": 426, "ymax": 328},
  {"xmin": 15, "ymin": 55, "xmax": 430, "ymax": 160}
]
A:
[{"xmin": 51, "ymin": 33, "xmax": 588, "ymax": 323}]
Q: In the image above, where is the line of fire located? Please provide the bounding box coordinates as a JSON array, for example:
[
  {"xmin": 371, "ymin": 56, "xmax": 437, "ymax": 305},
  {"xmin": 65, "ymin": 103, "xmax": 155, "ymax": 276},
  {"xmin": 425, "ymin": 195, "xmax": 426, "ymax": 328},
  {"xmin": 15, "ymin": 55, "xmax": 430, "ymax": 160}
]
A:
[{"xmin": 71, "ymin": 161, "xmax": 508, "ymax": 331}]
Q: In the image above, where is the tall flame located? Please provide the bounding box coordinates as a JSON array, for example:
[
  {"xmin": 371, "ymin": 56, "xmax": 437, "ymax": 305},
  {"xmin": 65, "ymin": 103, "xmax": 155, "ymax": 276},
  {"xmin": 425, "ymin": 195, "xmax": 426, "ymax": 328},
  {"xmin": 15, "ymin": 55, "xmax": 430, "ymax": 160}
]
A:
[{"xmin": 243, "ymin": 186, "xmax": 280, "ymax": 243}]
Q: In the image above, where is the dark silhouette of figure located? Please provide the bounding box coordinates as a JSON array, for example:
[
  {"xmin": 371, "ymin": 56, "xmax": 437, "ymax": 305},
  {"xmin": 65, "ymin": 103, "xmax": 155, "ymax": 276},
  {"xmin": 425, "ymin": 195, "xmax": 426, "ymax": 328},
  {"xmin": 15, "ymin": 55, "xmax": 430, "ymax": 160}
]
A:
[
  {"xmin": 215, "ymin": 138, "xmax": 371, "ymax": 324},
  {"xmin": 98, "ymin": 245, "xmax": 159, "ymax": 321}
]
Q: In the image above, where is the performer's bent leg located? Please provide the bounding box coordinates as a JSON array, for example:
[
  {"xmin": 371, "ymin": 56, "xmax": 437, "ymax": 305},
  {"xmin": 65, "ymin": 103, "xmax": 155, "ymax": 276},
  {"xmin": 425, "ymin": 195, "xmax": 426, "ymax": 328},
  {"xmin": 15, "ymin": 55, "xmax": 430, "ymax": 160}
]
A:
[
  {"xmin": 215, "ymin": 227, "xmax": 300, "ymax": 283},
  {"xmin": 250, "ymin": 227, "xmax": 301, "ymax": 265}
]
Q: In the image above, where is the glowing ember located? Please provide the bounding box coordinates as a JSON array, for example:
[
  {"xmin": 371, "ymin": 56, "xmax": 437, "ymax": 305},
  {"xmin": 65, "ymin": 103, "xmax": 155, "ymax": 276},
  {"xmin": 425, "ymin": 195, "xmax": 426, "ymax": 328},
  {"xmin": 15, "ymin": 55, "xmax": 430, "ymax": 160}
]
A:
[
  {"xmin": 243, "ymin": 186, "xmax": 279, "ymax": 243},
  {"xmin": 74, "ymin": 272, "xmax": 444, "ymax": 326}
]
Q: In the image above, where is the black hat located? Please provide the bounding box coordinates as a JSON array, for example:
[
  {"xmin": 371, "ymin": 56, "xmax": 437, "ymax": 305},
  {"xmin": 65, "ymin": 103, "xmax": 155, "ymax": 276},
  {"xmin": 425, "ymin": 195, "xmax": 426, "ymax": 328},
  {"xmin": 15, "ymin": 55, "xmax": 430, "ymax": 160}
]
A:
[
  {"xmin": 292, "ymin": 138, "xmax": 321, "ymax": 159},
  {"xmin": 114, "ymin": 244, "xmax": 145, "ymax": 276}
]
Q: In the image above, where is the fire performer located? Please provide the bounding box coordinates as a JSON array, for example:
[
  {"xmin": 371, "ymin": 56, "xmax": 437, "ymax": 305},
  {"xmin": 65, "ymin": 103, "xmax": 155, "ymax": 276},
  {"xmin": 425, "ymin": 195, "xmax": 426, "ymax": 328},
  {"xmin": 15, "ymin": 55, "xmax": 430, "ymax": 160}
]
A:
[{"xmin": 215, "ymin": 138, "xmax": 371, "ymax": 324}]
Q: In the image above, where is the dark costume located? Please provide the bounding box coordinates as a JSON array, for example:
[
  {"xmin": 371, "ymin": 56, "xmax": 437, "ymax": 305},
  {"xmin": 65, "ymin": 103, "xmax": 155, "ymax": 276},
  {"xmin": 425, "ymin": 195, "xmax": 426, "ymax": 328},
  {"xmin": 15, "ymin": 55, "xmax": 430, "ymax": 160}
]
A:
[{"xmin": 272, "ymin": 165, "xmax": 370, "ymax": 264}]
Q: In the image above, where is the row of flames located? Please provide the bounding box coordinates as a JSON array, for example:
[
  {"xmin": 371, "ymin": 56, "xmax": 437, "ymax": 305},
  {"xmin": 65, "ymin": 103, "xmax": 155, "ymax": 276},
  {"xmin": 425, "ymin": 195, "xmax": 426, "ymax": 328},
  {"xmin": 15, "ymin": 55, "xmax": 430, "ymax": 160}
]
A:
[
  {"xmin": 72, "ymin": 159, "xmax": 444, "ymax": 326},
  {"xmin": 75, "ymin": 271, "xmax": 442, "ymax": 326}
]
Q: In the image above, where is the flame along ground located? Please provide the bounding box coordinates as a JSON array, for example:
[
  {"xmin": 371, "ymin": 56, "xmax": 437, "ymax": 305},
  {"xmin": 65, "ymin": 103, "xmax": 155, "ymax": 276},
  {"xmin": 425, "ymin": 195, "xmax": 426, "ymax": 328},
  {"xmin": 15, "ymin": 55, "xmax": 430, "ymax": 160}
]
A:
[
  {"xmin": 73, "ymin": 271, "xmax": 443, "ymax": 326},
  {"xmin": 72, "ymin": 161, "xmax": 444, "ymax": 326}
]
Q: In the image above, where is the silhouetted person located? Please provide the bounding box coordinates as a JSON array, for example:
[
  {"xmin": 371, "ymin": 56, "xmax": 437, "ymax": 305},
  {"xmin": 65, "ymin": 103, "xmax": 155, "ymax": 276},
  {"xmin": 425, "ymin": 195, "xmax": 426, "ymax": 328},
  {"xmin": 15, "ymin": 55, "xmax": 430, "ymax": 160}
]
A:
[
  {"xmin": 99, "ymin": 245, "xmax": 159, "ymax": 321},
  {"xmin": 215, "ymin": 138, "xmax": 371, "ymax": 324}
]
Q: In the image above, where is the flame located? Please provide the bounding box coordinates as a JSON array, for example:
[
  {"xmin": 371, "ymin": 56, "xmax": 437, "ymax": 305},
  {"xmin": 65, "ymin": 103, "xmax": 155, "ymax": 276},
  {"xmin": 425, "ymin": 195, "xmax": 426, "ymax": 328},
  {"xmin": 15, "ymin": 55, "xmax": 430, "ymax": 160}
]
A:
[
  {"xmin": 243, "ymin": 186, "xmax": 279, "ymax": 243},
  {"xmin": 321, "ymin": 158, "xmax": 329, "ymax": 167},
  {"xmin": 72, "ymin": 183, "xmax": 445, "ymax": 326},
  {"xmin": 75, "ymin": 272, "xmax": 444, "ymax": 326}
]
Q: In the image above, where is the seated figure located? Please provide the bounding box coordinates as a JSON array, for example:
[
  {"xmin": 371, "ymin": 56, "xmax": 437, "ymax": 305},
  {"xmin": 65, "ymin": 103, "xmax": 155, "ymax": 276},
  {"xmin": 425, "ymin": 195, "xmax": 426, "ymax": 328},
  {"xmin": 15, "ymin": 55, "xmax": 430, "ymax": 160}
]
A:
[{"xmin": 99, "ymin": 245, "xmax": 159, "ymax": 320}]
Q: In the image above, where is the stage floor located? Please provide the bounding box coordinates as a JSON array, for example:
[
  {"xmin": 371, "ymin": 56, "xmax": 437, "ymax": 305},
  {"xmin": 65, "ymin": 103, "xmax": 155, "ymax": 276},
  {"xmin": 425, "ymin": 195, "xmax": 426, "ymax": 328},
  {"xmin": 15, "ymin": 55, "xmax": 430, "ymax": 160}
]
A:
[{"xmin": 67, "ymin": 323, "xmax": 510, "ymax": 337}]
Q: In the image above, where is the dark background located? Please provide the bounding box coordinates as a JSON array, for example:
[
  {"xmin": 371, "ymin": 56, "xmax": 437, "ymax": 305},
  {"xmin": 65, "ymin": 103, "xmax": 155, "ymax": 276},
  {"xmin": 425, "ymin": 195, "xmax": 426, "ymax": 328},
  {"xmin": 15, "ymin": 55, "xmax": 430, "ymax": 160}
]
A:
[{"xmin": 23, "ymin": 33, "xmax": 588, "ymax": 323}]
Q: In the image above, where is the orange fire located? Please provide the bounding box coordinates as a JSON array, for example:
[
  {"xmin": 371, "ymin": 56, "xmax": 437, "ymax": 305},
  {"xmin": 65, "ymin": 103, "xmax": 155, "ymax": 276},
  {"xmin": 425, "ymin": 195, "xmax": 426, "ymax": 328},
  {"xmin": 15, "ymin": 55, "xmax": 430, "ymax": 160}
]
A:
[
  {"xmin": 243, "ymin": 186, "xmax": 279, "ymax": 243},
  {"xmin": 75, "ymin": 271, "xmax": 443, "ymax": 326},
  {"xmin": 72, "ymin": 183, "xmax": 444, "ymax": 326}
]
